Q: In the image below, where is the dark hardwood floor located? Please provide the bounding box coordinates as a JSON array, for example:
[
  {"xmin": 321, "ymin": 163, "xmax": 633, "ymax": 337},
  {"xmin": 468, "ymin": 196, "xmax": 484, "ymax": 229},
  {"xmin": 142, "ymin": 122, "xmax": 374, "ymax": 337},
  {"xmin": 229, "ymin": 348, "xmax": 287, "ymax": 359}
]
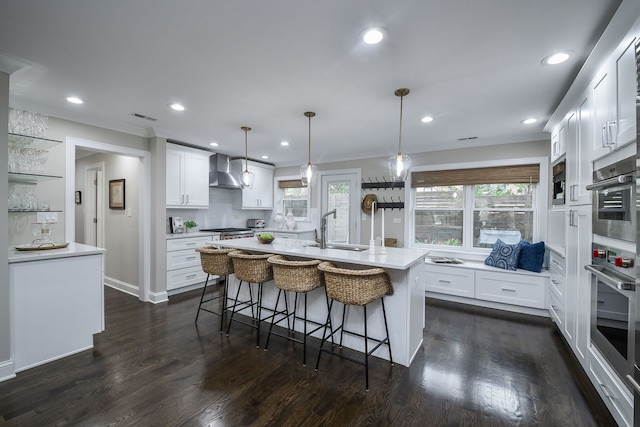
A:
[{"xmin": 0, "ymin": 286, "xmax": 617, "ymax": 426}]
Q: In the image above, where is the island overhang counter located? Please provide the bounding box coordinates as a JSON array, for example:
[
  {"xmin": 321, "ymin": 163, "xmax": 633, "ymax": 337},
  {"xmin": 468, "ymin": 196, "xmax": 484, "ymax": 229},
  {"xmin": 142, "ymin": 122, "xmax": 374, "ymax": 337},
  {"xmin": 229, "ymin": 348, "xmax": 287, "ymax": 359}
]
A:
[{"xmin": 214, "ymin": 238, "xmax": 428, "ymax": 367}]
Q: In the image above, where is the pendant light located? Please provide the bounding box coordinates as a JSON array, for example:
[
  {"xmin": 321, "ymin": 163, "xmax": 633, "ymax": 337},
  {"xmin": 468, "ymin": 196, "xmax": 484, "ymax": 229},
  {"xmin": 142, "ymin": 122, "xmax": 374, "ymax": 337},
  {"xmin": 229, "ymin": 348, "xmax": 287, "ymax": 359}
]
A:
[
  {"xmin": 240, "ymin": 126, "xmax": 254, "ymax": 189},
  {"xmin": 300, "ymin": 111, "xmax": 318, "ymax": 186},
  {"xmin": 388, "ymin": 88, "xmax": 412, "ymax": 182}
]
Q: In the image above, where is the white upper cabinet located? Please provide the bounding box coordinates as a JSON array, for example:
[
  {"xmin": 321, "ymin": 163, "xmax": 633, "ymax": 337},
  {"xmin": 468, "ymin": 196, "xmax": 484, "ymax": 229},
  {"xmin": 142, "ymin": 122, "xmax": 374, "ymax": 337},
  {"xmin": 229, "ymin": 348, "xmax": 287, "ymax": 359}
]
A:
[
  {"xmin": 550, "ymin": 126, "xmax": 566, "ymax": 163},
  {"xmin": 166, "ymin": 143, "xmax": 210, "ymax": 208},
  {"xmin": 615, "ymin": 36, "xmax": 638, "ymax": 148},
  {"xmin": 591, "ymin": 65, "xmax": 616, "ymax": 160},
  {"xmin": 232, "ymin": 159, "xmax": 274, "ymax": 209}
]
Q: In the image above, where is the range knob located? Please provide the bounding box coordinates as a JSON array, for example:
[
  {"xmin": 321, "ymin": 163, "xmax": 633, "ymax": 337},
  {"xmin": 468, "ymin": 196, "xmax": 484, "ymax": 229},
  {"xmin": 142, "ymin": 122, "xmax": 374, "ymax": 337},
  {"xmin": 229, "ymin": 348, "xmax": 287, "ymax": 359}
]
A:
[
  {"xmin": 593, "ymin": 249, "xmax": 606, "ymax": 258},
  {"xmin": 614, "ymin": 257, "xmax": 633, "ymax": 268}
]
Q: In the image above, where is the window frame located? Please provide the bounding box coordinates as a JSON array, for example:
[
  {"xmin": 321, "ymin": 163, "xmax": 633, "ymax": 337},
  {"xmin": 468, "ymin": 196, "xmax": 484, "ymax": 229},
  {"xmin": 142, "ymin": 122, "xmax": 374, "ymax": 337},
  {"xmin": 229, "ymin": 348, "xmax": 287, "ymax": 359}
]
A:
[
  {"xmin": 407, "ymin": 157, "xmax": 549, "ymax": 255},
  {"xmin": 274, "ymin": 176, "xmax": 311, "ymax": 222}
]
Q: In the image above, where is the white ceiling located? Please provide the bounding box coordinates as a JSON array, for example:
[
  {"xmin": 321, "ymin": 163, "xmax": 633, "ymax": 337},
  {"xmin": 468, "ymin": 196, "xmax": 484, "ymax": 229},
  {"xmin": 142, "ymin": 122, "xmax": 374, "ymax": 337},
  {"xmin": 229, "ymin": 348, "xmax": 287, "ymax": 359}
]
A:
[{"xmin": 0, "ymin": 0, "xmax": 623, "ymax": 167}]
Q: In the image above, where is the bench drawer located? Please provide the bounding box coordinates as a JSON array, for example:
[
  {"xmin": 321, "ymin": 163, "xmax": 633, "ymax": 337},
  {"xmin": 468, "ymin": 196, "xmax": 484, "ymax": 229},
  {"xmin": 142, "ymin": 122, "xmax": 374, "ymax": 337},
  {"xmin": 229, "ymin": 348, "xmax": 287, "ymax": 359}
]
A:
[
  {"xmin": 424, "ymin": 264, "xmax": 475, "ymax": 298},
  {"xmin": 475, "ymin": 271, "xmax": 546, "ymax": 309}
]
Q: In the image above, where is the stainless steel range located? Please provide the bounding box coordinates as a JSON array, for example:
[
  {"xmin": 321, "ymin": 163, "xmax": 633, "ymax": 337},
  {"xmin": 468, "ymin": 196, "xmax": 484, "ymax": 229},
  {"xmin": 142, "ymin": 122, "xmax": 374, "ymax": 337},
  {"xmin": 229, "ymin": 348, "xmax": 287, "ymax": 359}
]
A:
[{"xmin": 200, "ymin": 228, "xmax": 254, "ymax": 240}]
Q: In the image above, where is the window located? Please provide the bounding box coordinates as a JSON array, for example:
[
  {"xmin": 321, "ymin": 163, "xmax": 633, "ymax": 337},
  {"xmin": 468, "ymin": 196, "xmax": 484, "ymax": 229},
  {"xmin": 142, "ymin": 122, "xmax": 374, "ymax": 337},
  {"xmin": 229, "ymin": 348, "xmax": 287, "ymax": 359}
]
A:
[
  {"xmin": 277, "ymin": 179, "xmax": 310, "ymax": 220},
  {"xmin": 411, "ymin": 163, "xmax": 540, "ymax": 251}
]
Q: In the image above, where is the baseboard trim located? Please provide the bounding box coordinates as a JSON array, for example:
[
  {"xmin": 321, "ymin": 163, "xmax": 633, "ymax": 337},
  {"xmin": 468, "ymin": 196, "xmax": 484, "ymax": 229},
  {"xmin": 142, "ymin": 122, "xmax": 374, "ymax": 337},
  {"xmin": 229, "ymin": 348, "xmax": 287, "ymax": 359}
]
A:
[
  {"xmin": 425, "ymin": 292, "xmax": 550, "ymax": 318},
  {"xmin": 104, "ymin": 276, "xmax": 139, "ymax": 297},
  {"xmin": 0, "ymin": 359, "xmax": 16, "ymax": 382},
  {"xmin": 148, "ymin": 291, "xmax": 169, "ymax": 304}
]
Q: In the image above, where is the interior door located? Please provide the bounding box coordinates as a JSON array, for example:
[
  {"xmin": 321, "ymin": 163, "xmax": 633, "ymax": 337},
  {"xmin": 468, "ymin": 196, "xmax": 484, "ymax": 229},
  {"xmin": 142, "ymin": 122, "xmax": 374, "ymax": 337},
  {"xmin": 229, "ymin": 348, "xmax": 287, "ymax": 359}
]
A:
[{"xmin": 320, "ymin": 171, "xmax": 360, "ymax": 244}]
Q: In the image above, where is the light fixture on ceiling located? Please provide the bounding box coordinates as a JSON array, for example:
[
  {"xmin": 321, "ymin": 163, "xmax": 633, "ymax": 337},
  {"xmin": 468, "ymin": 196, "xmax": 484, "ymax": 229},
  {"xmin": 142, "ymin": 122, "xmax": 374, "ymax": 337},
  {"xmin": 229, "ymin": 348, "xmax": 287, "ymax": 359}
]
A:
[
  {"xmin": 521, "ymin": 118, "xmax": 537, "ymax": 125},
  {"xmin": 261, "ymin": 155, "xmax": 269, "ymax": 159},
  {"xmin": 66, "ymin": 96, "xmax": 84, "ymax": 104},
  {"xmin": 240, "ymin": 126, "xmax": 254, "ymax": 189},
  {"xmin": 541, "ymin": 51, "xmax": 573, "ymax": 65},
  {"xmin": 300, "ymin": 111, "xmax": 318, "ymax": 187},
  {"xmin": 361, "ymin": 27, "xmax": 388, "ymax": 45},
  {"xmin": 280, "ymin": 141, "xmax": 289, "ymax": 146},
  {"xmin": 388, "ymin": 88, "xmax": 411, "ymax": 182},
  {"xmin": 210, "ymin": 142, "xmax": 219, "ymax": 147},
  {"xmin": 421, "ymin": 115, "xmax": 433, "ymax": 123},
  {"xmin": 169, "ymin": 103, "xmax": 185, "ymax": 111}
]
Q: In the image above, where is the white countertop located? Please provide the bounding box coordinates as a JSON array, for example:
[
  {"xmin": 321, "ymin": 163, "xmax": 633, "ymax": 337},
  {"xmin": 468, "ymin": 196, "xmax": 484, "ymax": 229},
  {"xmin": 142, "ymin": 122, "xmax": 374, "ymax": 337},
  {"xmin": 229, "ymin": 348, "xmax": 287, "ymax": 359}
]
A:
[
  {"xmin": 255, "ymin": 228, "xmax": 315, "ymax": 234},
  {"xmin": 9, "ymin": 242, "xmax": 106, "ymax": 263},
  {"xmin": 214, "ymin": 238, "xmax": 428, "ymax": 270},
  {"xmin": 166, "ymin": 231, "xmax": 221, "ymax": 239}
]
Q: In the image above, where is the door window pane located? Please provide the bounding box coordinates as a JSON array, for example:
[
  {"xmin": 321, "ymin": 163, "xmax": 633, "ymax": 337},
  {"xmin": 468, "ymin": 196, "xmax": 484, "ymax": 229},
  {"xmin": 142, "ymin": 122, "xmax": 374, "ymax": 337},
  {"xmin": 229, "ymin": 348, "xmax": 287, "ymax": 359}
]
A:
[{"xmin": 328, "ymin": 181, "xmax": 350, "ymax": 243}]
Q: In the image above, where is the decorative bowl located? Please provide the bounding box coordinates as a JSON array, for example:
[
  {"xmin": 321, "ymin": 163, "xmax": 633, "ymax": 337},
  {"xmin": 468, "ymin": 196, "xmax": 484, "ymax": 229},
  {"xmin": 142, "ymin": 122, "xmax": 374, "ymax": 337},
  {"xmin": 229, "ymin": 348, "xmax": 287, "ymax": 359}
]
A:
[{"xmin": 257, "ymin": 235, "xmax": 275, "ymax": 244}]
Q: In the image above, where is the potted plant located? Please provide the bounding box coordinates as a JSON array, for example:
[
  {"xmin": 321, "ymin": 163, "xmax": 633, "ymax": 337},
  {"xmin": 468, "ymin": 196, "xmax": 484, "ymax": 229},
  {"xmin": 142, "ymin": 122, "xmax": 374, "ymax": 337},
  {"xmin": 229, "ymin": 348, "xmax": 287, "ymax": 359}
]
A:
[{"xmin": 184, "ymin": 220, "xmax": 198, "ymax": 233}]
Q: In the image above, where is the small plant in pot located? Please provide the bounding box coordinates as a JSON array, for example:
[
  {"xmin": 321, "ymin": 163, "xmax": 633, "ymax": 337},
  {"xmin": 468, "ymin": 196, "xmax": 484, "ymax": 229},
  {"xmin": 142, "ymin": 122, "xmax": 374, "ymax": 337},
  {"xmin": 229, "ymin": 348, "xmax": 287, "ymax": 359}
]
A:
[{"xmin": 184, "ymin": 220, "xmax": 198, "ymax": 233}]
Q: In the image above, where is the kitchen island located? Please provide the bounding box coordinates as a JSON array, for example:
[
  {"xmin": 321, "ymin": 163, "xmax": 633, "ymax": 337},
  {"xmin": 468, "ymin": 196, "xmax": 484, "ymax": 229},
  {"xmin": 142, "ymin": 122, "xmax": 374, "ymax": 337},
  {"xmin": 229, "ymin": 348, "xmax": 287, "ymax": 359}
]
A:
[
  {"xmin": 8, "ymin": 243, "xmax": 106, "ymax": 374},
  {"xmin": 215, "ymin": 238, "xmax": 428, "ymax": 367}
]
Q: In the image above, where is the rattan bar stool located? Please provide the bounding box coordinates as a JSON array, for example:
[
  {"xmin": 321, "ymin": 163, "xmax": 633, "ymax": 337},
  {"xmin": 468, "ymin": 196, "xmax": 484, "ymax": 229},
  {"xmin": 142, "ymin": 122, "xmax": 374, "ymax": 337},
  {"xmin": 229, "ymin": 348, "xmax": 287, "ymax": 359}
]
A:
[
  {"xmin": 265, "ymin": 255, "xmax": 329, "ymax": 366},
  {"xmin": 227, "ymin": 250, "xmax": 275, "ymax": 348},
  {"xmin": 194, "ymin": 247, "xmax": 235, "ymax": 332},
  {"xmin": 315, "ymin": 261, "xmax": 394, "ymax": 391}
]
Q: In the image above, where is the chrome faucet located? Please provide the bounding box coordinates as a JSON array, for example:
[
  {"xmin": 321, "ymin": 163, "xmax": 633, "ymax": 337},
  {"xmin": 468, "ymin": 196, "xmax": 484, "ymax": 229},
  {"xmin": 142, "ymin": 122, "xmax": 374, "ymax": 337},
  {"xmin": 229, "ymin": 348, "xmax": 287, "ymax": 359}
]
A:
[{"xmin": 317, "ymin": 209, "xmax": 337, "ymax": 249}]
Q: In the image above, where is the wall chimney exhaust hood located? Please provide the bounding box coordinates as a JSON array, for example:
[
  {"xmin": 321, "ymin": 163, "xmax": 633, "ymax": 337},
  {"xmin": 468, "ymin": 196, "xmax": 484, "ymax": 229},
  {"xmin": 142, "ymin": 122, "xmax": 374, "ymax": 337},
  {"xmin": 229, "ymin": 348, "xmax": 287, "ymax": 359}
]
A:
[{"xmin": 209, "ymin": 154, "xmax": 242, "ymax": 189}]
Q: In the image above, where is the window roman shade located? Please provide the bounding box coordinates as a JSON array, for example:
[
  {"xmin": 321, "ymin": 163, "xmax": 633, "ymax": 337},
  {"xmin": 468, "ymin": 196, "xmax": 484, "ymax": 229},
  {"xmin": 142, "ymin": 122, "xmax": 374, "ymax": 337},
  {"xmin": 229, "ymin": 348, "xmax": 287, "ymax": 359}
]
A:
[
  {"xmin": 278, "ymin": 179, "xmax": 304, "ymax": 189},
  {"xmin": 411, "ymin": 164, "xmax": 540, "ymax": 188}
]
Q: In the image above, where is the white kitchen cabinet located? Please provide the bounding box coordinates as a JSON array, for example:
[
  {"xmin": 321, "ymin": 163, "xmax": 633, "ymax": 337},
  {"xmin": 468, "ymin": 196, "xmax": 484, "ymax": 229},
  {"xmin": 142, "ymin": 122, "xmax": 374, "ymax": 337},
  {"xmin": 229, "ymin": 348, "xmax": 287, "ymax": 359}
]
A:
[
  {"xmin": 232, "ymin": 160, "xmax": 274, "ymax": 209},
  {"xmin": 591, "ymin": 65, "xmax": 616, "ymax": 160},
  {"xmin": 166, "ymin": 234, "xmax": 219, "ymax": 294},
  {"xmin": 166, "ymin": 143, "xmax": 210, "ymax": 208},
  {"xmin": 548, "ymin": 250, "xmax": 566, "ymax": 331},
  {"xmin": 614, "ymin": 36, "xmax": 638, "ymax": 148},
  {"xmin": 589, "ymin": 346, "xmax": 633, "ymax": 427},
  {"xmin": 564, "ymin": 205, "xmax": 591, "ymax": 367},
  {"xmin": 550, "ymin": 126, "xmax": 566, "ymax": 163},
  {"xmin": 424, "ymin": 264, "xmax": 475, "ymax": 299}
]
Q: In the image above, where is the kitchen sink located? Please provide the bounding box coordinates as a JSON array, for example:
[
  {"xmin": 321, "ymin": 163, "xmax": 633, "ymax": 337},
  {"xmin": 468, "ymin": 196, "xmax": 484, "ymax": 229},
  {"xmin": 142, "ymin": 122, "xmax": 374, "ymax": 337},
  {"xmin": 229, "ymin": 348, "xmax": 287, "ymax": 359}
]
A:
[{"xmin": 304, "ymin": 243, "xmax": 368, "ymax": 252}]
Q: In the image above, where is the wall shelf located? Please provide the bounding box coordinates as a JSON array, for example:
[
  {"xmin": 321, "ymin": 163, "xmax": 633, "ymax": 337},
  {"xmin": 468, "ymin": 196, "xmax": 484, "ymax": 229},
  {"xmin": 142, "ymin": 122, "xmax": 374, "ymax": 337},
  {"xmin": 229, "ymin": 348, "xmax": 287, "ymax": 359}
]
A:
[{"xmin": 362, "ymin": 180, "xmax": 405, "ymax": 190}]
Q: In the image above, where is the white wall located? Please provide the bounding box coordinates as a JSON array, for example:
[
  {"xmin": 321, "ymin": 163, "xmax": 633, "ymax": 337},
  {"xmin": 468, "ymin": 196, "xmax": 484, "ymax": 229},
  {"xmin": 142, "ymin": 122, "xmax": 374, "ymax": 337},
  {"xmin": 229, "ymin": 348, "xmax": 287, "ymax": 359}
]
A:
[{"xmin": 0, "ymin": 72, "xmax": 11, "ymax": 379}]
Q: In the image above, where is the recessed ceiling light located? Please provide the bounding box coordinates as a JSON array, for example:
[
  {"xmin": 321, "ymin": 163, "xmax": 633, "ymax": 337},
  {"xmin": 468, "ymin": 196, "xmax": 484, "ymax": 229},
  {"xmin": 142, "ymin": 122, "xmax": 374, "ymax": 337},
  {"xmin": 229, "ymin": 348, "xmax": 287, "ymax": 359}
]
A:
[
  {"xmin": 280, "ymin": 141, "xmax": 289, "ymax": 146},
  {"xmin": 541, "ymin": 51, "xmax": 573, "ymax": 65},
  {"xmin": 361, "ymin": 27, "xmax": 388, "ymax": 45},
  {"xmin": 261, "ymin": 155, "xmax": 269, "ymax": 159},
  {"xmin": 169, "ymin": 103, "xmax": 185, "ymax": 111},
  {"xmin": 210, "ymin": 142, "xmax": 219, "ymax": 147},
  {"xmin": 66, "ymin": 96, "xmax": 84, "ymax": 104},
  {"xmin": 421, "ymin": 116, "xmax": 434, "ymax": 123},
  {"xmin": 521, "ymin": 118, "xmax": 537, "ymax": 125}
]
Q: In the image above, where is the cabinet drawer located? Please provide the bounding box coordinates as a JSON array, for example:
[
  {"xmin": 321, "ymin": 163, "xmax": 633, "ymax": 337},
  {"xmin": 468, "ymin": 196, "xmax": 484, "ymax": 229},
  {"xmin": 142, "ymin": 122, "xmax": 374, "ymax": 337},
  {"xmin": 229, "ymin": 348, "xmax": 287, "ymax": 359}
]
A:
[
  {"xmin": 548, "ymin": 290, "xmax": 564, "ymax": 328},
  {"xmin": 424, "ymin": 264, "xmax": 475, "ymax": 298},
  {"xmin": 549, "ymin": 267, "xmax": 566, "ymax": 300},
  {"xmin": 549, "ymin": 252, "xmax": 566, "ymax": 276},
  {"xmin": 167, "ymin": 249, "xmax": 201, "ymax": 270},
  {"xmin": 475, "ymin": 271, "xmax": 546, "ymax": 309},
  {"xmin": 589, "ymin": 347, "xmax": 633, "ymax": 427},
  {"xmin": 167, "ymin": 236, "xmax": 213, "ymax": 252},
  {"xmin": 167, "ymin": 266, "xmax": 209, "ymax": 290}
]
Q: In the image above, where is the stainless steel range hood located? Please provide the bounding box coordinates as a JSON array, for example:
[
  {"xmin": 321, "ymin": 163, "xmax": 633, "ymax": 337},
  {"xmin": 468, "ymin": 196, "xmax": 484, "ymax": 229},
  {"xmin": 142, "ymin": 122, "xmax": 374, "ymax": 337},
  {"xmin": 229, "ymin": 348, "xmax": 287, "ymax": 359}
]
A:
[{"xmin": 209, "ymin": 154, "xmax": 241, "ymax": 189}]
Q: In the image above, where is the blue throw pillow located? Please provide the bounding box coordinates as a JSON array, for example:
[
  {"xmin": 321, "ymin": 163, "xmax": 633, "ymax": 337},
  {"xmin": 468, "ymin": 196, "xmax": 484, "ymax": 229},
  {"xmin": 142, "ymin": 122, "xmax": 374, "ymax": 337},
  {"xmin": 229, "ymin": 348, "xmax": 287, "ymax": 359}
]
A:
[
  {"xmin": 484, "ymin": 239, "xmax": 522, "ymax": 271},
  {"xmin": 518, "ymin": 240, "xmax": 545, "ymax": 273}
]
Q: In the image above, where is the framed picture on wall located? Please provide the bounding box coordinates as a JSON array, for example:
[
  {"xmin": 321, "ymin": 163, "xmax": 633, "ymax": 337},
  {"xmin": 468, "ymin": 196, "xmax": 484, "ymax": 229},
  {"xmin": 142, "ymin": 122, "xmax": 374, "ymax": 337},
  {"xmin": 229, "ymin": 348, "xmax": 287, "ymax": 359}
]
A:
[{"xmin": 109, "ymin": 179, "xmax": 125, "ymax": 210}]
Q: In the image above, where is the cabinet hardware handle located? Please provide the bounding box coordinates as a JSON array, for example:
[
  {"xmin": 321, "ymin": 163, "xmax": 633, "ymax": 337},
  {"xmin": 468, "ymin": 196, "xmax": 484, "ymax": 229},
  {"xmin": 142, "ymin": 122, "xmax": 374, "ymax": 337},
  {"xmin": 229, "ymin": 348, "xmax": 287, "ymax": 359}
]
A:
[
  {"xmin": 599, "ymin": 383, "xmax": 615, "ymax": 400},
  {"xmin": 180, "ymin": 195, "xmax": 184, "ymax": 205},
  {"xmin": 185, "ymin": 194, "xmax": 189, "ymax": 205},
  {"xmin": 186, "ymin": 242, "xmax": 197, "ymax": 246},
  {"xmin": 626, "ymin": 374, "xmax": 640, "ymax": 395},
  {"xmin": 597, "ymin": 300, "xmax": 605, "ymax": 304},
  {"xmin": 501, "ymin": 288, "xmax": 517, "ymax": 292},
  {"xmin": 438, "ymin": 279, "xmax": 451, "ymax": 284},
  {"xmin": 186, "ymin": 256, "xmax": 196, "ymax": 260},
  {"xmin": 186, "ymin": 274, "xmax": 197, "ymax": 279},
  {"xmin": 551, "ymin": 279, "xmax": 560, "ymax": 285}
]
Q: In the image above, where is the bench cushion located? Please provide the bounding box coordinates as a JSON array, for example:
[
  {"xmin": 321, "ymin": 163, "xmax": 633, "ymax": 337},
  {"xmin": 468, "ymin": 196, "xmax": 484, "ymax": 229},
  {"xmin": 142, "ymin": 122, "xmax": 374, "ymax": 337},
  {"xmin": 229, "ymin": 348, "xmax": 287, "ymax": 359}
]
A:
[
  {"xmin": 484, "ymin": 239, "xmax": 521, "ymax": 271},
  {"xmin": 518, "ymin": 240, "xmax": 545, "ymax": 273}
]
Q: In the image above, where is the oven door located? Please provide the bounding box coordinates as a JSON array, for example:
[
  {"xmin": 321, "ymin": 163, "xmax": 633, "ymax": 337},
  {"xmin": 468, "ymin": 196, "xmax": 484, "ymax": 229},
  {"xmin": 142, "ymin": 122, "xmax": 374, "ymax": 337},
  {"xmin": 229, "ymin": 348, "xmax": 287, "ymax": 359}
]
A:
[
  {"xmin": 587, "ymin": 174, "xmax": 635, "ymax": 242},
  {"xmin": 589, "ymin": 264, "xmax": 636, "ymax": 386}
]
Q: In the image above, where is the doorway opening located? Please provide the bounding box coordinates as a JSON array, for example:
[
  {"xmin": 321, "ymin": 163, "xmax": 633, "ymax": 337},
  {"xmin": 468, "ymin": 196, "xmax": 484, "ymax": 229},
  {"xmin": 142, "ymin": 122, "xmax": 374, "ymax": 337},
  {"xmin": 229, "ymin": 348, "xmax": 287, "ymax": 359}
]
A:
[{"xmin": 319, "ymin": 169, "xmax": 361, "ymax": 244}]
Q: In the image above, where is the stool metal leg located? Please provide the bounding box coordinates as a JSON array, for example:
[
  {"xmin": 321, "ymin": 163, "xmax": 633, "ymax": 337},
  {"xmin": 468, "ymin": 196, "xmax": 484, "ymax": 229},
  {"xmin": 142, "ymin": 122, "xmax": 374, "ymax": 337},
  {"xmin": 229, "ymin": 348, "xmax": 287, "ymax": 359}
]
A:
[
  {"xmin": 195, "ymin": 274, "xmax": 211, "ymax": 323},
  {"xmin": 364, "ymin": 305, "xmax": 369, "ymax": 391},
  {"xmin": 381, "ymin": 298, "xmax": 393, "ymax": 365}
]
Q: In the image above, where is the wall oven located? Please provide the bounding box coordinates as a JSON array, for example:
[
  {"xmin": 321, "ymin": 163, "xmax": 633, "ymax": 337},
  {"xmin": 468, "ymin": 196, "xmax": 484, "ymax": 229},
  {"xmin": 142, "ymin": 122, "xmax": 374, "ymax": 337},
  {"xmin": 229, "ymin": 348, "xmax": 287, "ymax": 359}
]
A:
[
  {"xmin": 586, "ymin": 156, "xmax": 636, "ymax": 243},
  {"xmin": 586, "ymin": 243, "xmax": 636, "ymax": 385}
]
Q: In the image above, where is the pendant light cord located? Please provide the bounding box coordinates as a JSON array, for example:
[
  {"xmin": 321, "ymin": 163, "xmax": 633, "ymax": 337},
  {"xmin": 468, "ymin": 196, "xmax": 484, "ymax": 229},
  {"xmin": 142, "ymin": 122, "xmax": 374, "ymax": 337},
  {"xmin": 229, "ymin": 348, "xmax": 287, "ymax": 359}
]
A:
[
  {"xmin": 242, "ymin": 126, "xmax": 251, "ymax": 172},
  {"xmin": 398, "ymin": 94, "xmax": 404, "ymax": 156},
  {"xmin": 307, "ymin": 114, "xmax": 312, "ymax": 165}
]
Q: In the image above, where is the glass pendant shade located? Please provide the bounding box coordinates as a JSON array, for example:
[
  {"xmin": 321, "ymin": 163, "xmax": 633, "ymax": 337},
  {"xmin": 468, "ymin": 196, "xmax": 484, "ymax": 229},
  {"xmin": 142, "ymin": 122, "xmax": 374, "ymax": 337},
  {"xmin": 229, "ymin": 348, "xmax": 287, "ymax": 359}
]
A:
[
  {"xmin": 300, "ymin": 111, "xmax": 317, "ymax": 187},
  {"xmin": 300, "ymin": 162, "xmax": 318, "ymax": 186},
  {"xmin": 241, "ymin": 169, "xmax": 255, "ymax": 189},
  {"xmin": 389, "ymin": 88, "xmax": 411, "ymax": 182},
  {"xmin": 388, "ymin": 153, "xmax": 411, "ymax": 182},
  {"xmin": 240, "ymin": 126, "xmax": 254, "ymax": 189}
]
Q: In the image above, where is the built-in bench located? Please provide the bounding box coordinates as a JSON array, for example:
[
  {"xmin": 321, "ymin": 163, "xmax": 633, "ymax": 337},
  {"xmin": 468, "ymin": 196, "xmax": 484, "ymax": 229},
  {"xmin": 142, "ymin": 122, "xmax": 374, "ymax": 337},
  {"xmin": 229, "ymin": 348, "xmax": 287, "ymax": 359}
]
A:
[{"xmin": 424, "ymin": 258, "xmax": 550, "ymax": 317}]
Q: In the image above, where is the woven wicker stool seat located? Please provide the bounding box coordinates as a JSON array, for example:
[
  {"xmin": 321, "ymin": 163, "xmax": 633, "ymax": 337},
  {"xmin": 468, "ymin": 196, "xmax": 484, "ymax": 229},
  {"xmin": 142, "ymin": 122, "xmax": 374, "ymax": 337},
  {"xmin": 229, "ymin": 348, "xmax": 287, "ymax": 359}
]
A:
[
  {"xmin": 194, "ymin": 247, "xmax": 235, "ymax": 332},
  {"xmin": 227, "ymin": 250, "xmax": 275, "ymax": 348},
  {"xmin": 315, "ymin": 261, "xmax": 394, "ymax": 391},
  {"xmin": 265, "ymin": 255, "xmax": 328, "ymax": 366}
]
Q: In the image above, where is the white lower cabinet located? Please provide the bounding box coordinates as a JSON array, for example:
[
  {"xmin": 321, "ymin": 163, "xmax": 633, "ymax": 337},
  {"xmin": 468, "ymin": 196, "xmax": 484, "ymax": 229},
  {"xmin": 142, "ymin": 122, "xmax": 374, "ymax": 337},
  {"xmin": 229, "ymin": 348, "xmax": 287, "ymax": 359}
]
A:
[
  {"xmin": 424, "ymin": 262, "xmax": 548, "ymax": 312},
  {"xmin": 166, "ymin": 234, "xmax": 219, "ymax": 293},
  {"xmin": 589, "ymin": 346, "xmax": 633, "ymax": 427}
]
